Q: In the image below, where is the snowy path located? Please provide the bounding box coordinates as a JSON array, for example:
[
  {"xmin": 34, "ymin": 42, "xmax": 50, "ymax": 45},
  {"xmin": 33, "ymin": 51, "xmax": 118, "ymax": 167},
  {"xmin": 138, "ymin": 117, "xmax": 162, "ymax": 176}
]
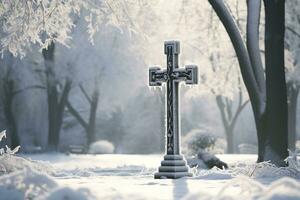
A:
[{"xmin": 22, "ymin": 154, "xmax": 268, "ymax": 199}]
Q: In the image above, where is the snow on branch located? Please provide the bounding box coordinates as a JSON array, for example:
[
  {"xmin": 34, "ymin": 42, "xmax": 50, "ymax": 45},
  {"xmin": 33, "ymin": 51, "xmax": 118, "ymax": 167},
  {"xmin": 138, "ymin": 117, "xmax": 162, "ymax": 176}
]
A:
[
  {"xmin": 0, "ymin": 130, "xmax": 6, "ymax": 142},
  {"xmin": 0, "ymin": 130, "xmax": 20, "ymax": 156},
  {"xmin": 0, "ymin": 0, "xmax": 139, "ymax": 57}
]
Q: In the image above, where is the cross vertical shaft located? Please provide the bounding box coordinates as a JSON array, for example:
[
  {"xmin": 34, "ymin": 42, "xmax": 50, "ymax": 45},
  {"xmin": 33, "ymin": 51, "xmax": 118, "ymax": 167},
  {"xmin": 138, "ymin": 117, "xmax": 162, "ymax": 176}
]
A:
[{"xmin": 165, "ymin": 42, "xmax": 180, "ymax": 155}]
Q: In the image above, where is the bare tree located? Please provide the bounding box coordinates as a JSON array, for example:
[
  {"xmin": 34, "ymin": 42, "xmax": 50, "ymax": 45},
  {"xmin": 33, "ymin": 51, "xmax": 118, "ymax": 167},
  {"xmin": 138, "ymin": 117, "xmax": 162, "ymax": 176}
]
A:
[
  {"xmin": 209, "ymin": 44, "xmax": 249, "ymax": 153},
  {"xmin": 43, "ymin": 42, "xmax": 72, "ymax": 150},
  {"xmin": 66, "ymin": 82, "xmax": 99, "ymax": 147},
  {"xmin": 215, "ymin": 77, "xmax": 249, "ymax": 153},
  {"xmin": 202, "ymin": 2, "xmax": 249, "ymax": 153},
  {"xmin": 208, "ymin": 0, "xmax": 288, "ymax": 166}
]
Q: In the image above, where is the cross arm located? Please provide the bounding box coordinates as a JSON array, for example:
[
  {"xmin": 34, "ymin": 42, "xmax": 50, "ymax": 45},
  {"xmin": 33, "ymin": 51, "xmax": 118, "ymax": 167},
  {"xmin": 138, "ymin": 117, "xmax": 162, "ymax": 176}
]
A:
[
  {"xmin": 172, "ymin": 65, "xmax": 198, "ymax": 84},
  {"xmin": 149, "ymin": 67, "xmax": 167, "ymax": 86}
]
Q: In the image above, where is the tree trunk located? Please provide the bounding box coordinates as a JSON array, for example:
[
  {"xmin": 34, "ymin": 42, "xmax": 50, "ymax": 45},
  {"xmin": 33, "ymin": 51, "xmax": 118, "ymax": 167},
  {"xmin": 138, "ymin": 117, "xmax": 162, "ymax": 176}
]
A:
[
  {"xmin": 287, "ymin": 83, "xmax": 299, "ymax": 151},
  {"xmin": 87, "ymin": 89, "xmax": 99, "ymax": 145},
  {"xmin": 255, "ymin": 113, "xmax": 267, "ymax": 162},
  {"xmin": 47, "ymin": 75, "xmax": 59, "ymax": 149},
  {"xmin": 54, "ymin": 79, "xmax": 72, "ymax": 149},
  {"xmin": 216, "ymin": 96, "xmax": 235, "ymax": 153},
  {"xmin": 43, "ymin": 42, "xmax": 71, "ymax": 150},
  {"xmin": 43, "ymin": 42, "xmax": 57, "ymax": 149},
  {"xmin": 263, "ymin": 0, "xmax": 288, "ymax": 166},
  {"xmin": 3, "ymin": 80, "xmax": 19, "ymax": 148},
  {"xmin": 225, "ymin": 126, "xmax": 234, "ymax": 153}
]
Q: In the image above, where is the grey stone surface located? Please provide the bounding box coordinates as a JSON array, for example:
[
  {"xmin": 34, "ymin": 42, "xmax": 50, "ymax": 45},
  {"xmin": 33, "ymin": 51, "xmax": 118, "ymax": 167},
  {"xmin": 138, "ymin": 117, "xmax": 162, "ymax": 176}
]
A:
[
  {"xmin": 149, "ymin": 41, "xmax": 198, "ymax": 179},
  {"xmin": 154, "ymin": 171, "xmax": 192, "ymax": 179},
  {"xmin": 154, "ymin": 155, "xmax": 192, "ymax": 179},
  {"xmin": 161, "ymin": 160, "xmax": 186, "ymax": 166},
  {"xmin": 164, "ymin": 155, "xmax": 184, "ymax": 160},
  {"xmin": 158, "ymin": 166, "xmax": 188, "ymax": 172}
]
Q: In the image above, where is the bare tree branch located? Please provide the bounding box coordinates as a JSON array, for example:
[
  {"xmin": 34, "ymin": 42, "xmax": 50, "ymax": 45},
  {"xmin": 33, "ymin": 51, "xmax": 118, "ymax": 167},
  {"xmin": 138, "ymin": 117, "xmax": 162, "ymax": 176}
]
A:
[
  {"xmin": 66, "ymin": 100, "xmax": 88, "ymax": 131},
  {"xmin": 286, "ymin": 26, "xmax": 300, "ymax": 39},
  {"xmin": 79, "ymin": 83, "xmax": 92, "ymax": 104},
  {"xmin": 58, "ymin": 78, "xmax": 72, "ymax": 111},
  {"xmin": 86, "ymin": 87, "xmax": 99, "ymax": 144},
  {"xmin": 231, "ymin": 99, "xmax": 249, "ymax": 129}
]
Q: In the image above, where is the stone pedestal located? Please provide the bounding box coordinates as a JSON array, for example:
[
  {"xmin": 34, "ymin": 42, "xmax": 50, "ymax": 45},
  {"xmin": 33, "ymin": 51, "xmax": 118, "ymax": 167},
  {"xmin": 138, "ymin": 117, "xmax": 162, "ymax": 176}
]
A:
[{"xmin": 154, "ymin": 155, "xmax": 192, "ymax": 179}]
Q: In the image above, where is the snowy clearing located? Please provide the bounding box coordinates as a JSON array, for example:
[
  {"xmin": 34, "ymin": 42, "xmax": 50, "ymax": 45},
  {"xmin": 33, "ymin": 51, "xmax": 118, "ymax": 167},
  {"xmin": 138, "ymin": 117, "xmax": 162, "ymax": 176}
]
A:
[{"xmin": 0, "ymin": 153, "xmax": 300, "ymax": 200}]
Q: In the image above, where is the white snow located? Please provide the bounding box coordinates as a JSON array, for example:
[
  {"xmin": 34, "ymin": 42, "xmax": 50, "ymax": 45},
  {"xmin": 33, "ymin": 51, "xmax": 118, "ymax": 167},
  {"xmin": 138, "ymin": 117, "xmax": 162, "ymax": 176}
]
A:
[
  {"xmin": 0, "ymin": 153, "xmax": 299, "ymax": 200},
  {"xmin": 184, "ymin": 177, "xmax": 300, "ymax": 200},
  {"xmin": 37, "ymin": 187, "xmax": 94, "ymax": 200},
  {"xmin": 0, "ymin": 168, "xmax": 57, "ymax": 199}
]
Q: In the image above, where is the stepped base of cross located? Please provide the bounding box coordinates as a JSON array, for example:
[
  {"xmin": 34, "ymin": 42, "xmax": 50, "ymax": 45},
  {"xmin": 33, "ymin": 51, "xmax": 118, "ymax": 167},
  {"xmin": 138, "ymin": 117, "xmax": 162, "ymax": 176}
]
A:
[{"xmin": 154, "ymin": 154, "xmax": 192, "ymax": 179}]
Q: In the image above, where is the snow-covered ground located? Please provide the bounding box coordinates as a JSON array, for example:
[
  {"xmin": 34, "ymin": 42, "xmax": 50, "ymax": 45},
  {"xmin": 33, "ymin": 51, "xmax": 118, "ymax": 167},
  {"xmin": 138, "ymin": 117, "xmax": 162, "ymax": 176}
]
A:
[{"xmin": 1, "ymin": 153, "xmax": 300, "ymax": 199}]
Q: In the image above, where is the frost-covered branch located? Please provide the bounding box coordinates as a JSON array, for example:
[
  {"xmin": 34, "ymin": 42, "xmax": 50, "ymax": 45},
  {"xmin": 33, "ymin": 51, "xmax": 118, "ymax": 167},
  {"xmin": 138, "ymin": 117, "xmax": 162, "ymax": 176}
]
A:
[
  {"xmin": 0, "ymin": 0, "xmax": 140, "ymax": 57},
  {"xmin": 0, "ymin": 130, "xmax": 6, "ymax": 142},
  {"xmin": 0, "ymin": 130, "xmax": 20, "ymax": 155}
]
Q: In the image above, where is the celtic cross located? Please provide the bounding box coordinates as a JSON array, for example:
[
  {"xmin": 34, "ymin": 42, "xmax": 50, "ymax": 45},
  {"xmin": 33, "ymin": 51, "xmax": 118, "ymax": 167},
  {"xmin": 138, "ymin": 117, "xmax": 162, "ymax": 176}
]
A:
[{"xmin": 149, "ymin": 41, "xmax": 198, "ymax": 179}]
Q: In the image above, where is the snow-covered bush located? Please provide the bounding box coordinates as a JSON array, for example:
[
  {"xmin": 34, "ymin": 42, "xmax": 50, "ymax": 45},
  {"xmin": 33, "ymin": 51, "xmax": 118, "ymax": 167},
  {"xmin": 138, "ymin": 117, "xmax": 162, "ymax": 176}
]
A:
[
  {"xmin": 213, "ymin": 138, "xmax": 226, "ymax": 154},
  {"xmin": 183, "ymin": 129, "xmax": 216, "ymax": 155},
  {"xmin": 89, "ymin": 140, "xmax": 115, "ymax": 154}
]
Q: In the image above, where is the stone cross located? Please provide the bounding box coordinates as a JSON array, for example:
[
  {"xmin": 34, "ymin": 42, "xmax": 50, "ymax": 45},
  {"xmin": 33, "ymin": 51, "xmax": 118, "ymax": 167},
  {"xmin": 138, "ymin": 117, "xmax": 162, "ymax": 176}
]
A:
[{"xmin": 149, "ymin": 41, "xmax": 198, "ymax": 179}]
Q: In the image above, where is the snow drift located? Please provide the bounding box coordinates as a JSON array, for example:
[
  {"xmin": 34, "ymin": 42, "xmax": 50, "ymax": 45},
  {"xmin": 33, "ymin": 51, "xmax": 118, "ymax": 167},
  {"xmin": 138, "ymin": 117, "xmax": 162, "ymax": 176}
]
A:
[{"xmin": 184, "ymin": 176, "xmax": 300, "ymax": 200}]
